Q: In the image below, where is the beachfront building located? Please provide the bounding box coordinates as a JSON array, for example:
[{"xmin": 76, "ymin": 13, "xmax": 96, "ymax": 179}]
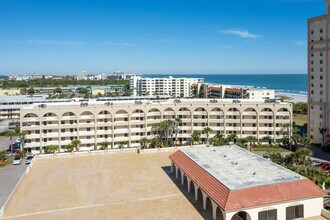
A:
[
  {"xmin": 0, "ymin": 89, "xmax": 21, "ymax": 96},
  {"xmin": 131, "ymin": 76, "xmax": 204, "ymax": 97},
  {"xmin": 195, "ymin": 84, "xmax": 275, "ymax": 100},
  {"xmin": 169, "ymin": 146, "xmax": 325, "ymax": 220},
  {"xmin": 308, "ymin": 0, "xmax": 330, "ymax": 143},
  {"xmin": 20, "ymin": 98, "xmax": 292, "ymax": 153}
]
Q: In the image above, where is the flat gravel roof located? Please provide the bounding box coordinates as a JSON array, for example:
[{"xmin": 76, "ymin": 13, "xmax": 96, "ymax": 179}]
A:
[{"xmin": 180, "ymin": 145, "xmax": 304, "ymax": 190}]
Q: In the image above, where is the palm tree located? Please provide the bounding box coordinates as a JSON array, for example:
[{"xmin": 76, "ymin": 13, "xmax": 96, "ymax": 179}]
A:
[
  {"xmin": 260, "ymin": 135, "xmax": 273, "ymax": 147},
  {"xmin": 173, "ymin": 118, "xmax": 182, "ymax": 147},
  {"xmin": 118, "ymin": 141, "xmax": 127, "ymax": 149},
  {"xmin": 99, "ymin": 141, "xmax": 109, "ymax": 150},
  {"xmin": 71, "ymin": 139, "xmax": 81, "ymax": 152},
  {"xmin": 140, "ymin": 137, "xmax": 149, "ymax": 149},
  {"xmin": 226, "ymin": 133, "xmax": 237, "ymax": 143},
  {"xmin": 210, "ymin": 131, "xmax": 225, "ymax": 146},
  {"xmin": 191, "ymin": 131, "xmax": 201, "ymax": 146},
  {"xmin": 246, "ymin": 136, "xmax": 258, "ymax": 151},
  {"xmin": 293, "ymin": 148, "xmax": 312, "ymax": 165},
  {"xmin": 202, "ymin": 127, "xmax": 213, "ymax": 147}
]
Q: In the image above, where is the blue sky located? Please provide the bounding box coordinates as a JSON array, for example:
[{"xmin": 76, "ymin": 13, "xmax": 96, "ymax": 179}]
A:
[{"xmin": 0, "ymin": 0, "xmax": 326, "ymax": 74}]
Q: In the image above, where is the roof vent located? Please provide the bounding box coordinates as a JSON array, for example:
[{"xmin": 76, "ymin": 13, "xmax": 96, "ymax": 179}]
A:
[
  {"xmin": 252, "ymin": 172, "xmax": 256, "ymax": 176},
  {"xmin": 223, "ymin": 155, "xmax": 226, "ymax": 158}
]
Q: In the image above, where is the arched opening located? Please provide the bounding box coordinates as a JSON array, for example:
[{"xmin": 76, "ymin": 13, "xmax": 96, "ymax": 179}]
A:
[
  {"xmin": 183, "ymin": 174, "xmax": 188, "ymax": 186},
  {"xmin": 197, "ymin": 188, "xmax": 203, "ymax": 203},
  {"xmin": 177, "ymin": 169, "xmax": 182, "ymax": 181},
  {"xmin": 231, "ymin": 211, "xmax": 251, "ymax": 220},
  {"xmin": 205, "ymin": 197, "xmax": 212, "ymax": 212},
  {"xmin": 189, "ymin": 181, "xmax": 195, "ymax": 196},
  {"xmin": 216, "ymin": 207, "xmax": 224, "ymax": 220},
  {"xmin": 163, "ymin": 107, "xmax": 175, "ymax": 120}
]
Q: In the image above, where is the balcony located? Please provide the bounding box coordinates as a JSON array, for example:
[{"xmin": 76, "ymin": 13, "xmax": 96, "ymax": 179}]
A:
[
  {"xmin": 259, "ymin": 127, "xmax": 274, "ymax": 132},
  {"xmin": 225, "ymin": 127, "xmax": 241, "ymax": 131},
  {"xmin": 79, "ymin": 131, "xmax": 95, "ymax": 136},
  {"xmin": 241, "ymin": 119, "xmax": 256, "ymax": 123},
  {"xmin": 96, "ymin": 130, "xmax": 113, "ymax": 135},
  {"xmin": 226, "ymin": 119, "xmax": 241, "ymax": 123},
  {"xmin": 60, "ymin": 132, "xmax": 78, "ymax": 137},
  {"xmin": 131, "ymin": 128, "xmax": 145, "ymax": 133},
  {"xmin": 42, "ymin": 116, "xmax": 59, "ymax": 121},
  {"xmin": 259, "ymin": 112, "xmax": 273, "ymax": 116},
  {"xmin": 113, "ymin": 128, "xmax": 129, "ymax": 134},
  {"xmin": 42, "ymin": 140, "xmax": 60, "ymax": 145},
  {"xmin": 131, "ymin": 113, "xmax": 145, "ymax": 117},
  {"xmin": 80, "ymin": 115, "xmax": 95, "ymax": 120},
  {"xmin": 226, "ymin": 112, "xmax": 240, "ymax": 116},
  {"xmin": 22, "ymin": 117, "xmax": 39, "ymax": 122},
  {"xmin": 241, "ymin": 127, "xmax": 257, "ymax": 131},
  {"xmin": 113, "ymin": 136, "xmax": 129, "ymax": 142},
  {"xmin": 80, "ymin": 139, "xmax": 96, "ymax": 144},
  {"xmin": 27, "ymin": 134, "xmax": 40, "ymax": 139},
  {"xmin": 177, "ymin": 111, "xmax": 191, "ymax": 115},
  {"xmin": 41, "ymin": 133, "xmax": 60, "ymax": 138},
  {"xmin": 97, "ymin": 115, "xmax": 112, "ymax": 119}
]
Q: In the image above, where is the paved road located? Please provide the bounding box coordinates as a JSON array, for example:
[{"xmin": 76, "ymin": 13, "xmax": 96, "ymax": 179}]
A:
[
  {"xmin": 0, "ymin": 162, "xmax": 28, "ymax": 209},
  {"xmin": 307, "ymin": 145, "xmax": 330, "ymax": 162}
]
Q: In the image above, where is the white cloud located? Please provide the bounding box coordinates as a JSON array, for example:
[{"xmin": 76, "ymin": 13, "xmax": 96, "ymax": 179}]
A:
[
  {"xmin": 293, "ymin": 40, "xmax": 306, "ymax": 46},
  {"xmin": 220, "ymin": 29, "xmax": 262, "ymax": 39},
  {"xmin": 103, "ymin": 42, "xmax": 132, "ymax": 46},
  {"xmin": 27, "ymin": 39, "xmax": 83, "ymax": 46}
]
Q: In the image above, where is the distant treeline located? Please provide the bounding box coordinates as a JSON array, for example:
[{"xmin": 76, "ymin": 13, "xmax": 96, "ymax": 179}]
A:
[{"xmin": 0, "ymin": 78, "xmax": 129, "ymax": 88}]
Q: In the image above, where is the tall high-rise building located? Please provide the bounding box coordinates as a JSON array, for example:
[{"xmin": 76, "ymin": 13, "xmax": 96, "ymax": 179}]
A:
[{"xmin": 308, "ymin": 0, "xmax": 330, "ymax": 143}]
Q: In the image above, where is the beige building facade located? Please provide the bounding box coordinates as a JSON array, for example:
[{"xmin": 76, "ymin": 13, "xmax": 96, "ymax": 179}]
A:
[
  {"xmin": 0, "ymin": 89, "xmax": 20, "ymax": 96},
  {"xmin": 20, "ymin": 99, "xmax": 292, "ymax": 153},
  {"xmin": 308, "ymin": 0, "xmax": 330, "ymax": 143}
]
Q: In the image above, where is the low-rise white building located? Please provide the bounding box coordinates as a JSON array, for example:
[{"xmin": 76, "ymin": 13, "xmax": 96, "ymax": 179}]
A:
[
  {"xmin": 170, "ymin": 146, "xmax": 325, "ymax": 220},
  {"xmin": 247, "ymin": 89, "xmax": 275, "ymax": 100}
]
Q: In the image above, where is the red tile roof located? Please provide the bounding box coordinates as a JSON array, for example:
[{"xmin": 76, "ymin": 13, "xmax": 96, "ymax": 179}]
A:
[
  {"xmin": 209, "ymin": 87, "xmax": 221, "ymax": 91},
  {"xmin": 225, "ymin": 88, "xmax": 241, "ymax": 93},
  {"xmin": 169, "ymin": 150, "xmax": 326, "ymax": 212}
]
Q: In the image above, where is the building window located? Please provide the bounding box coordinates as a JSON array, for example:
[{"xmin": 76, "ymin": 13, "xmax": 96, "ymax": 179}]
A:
[
  {"xmin": 258, "ymin": 209, "xmax": 277, "ymax": 220},
  {"xmin": 320, "ymin": 52, "xmax": 323, "ymax": 56},
  {"xmin": 320, "ymin": 91, "xmax": 323, "ymax": 95},
  {"xmin": 320, "ymin": 76, "xmax": 323, "ymax": 80},
  {"xmin": 311, "ymin": 68, "xmax": 314, "ymax": 72},
  {"xmin": 311, "ymin": 90, "xmax": 314, "ymax": 94},
  {"xmin": 320, "ymin": 60, "xmax": 323, "ymax": 64},
  {"xmin": 320, "ymin": 83, "xmax": 323, "ymax": 88},
  {"xmin": 320, "ymin": 68, "xmax": 323, "ymax": 72},
  {"xmin": 311, "ymin": 53, "xmax": 314, "ymax": 57},
  {"xmin": 311, "ymin": 83, "xmax": 314, "ymax": 87},
  {"xmin": 320, "ymin": 114, "xmax": 323, "ymax": 118},
  {"xmin": 311, "ymin": 60, "xmax": 314, "ymax": 64},
  {"xmin": 311, "ymin": 45, "xmax": 314, "ymax": 49},
  {"xmin": 320, "ymin": 37, "xmax": 323, "ymax": 41},
  {"xmin": 320, "ymin": 29, "xmax": 323, "ymax": 33},
  {"xmin": 286, "ymin": 205, "xmax": 304, "ymax": 220},
  {"xmin": 311, "ymin": 75, "xmax": 314, "ymax": 79},
  {"xmin": 311, "ymin": 30, "xmax": 314, "ymax": 35}
]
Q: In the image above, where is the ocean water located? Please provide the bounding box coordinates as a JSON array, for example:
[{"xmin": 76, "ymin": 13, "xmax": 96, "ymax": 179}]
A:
[{"xmin": 143, "ymin": 74, "xmax": 307, "ymax": 95}]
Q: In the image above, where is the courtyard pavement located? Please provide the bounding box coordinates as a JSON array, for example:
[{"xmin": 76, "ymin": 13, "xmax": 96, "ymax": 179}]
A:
[{"xmin": 2, "ymin": 152, "xmax": 208, "ymax": 220}]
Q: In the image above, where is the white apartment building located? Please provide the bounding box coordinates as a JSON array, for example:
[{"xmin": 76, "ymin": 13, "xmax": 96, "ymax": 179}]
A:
[
  {"xmin": 308, "ymin": 0, "xmax": 330, "ymax": 143},
  {"xmin": 132, "ymin": 76, "xmax": 204, "ymax": 97},
  {"xmin": 20, "ymin": 99, "xmax": 292, "ymax": 154},
  {"xmin": 247, "ymin": 89, "xmax": 275, "ymax": 100}
]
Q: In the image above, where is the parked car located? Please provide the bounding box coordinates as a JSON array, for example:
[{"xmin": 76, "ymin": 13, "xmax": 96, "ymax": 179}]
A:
[
  {"xmin": 13, "ymin": 157, "xmax": 22, "ymax": 165},
  {"xmin": 321, "ymin": 163, "xmax": 330, "ymax": 169},
  {"xmin": 25, "ymin": 155, "xmax": 34, "ymax": 165},
  {"xmin": 311, "ymin": 160, "xmax": 322, "ymax": 166}
]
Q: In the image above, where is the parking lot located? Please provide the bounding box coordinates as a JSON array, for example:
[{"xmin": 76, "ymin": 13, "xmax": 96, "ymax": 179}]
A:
[
  {"xmin": 0, "ymin": 161, "xmax": 28, "ymax": 210},
  {"xmin": 2, "ymin": 152, "xmax": 206, "ymax": 220}
]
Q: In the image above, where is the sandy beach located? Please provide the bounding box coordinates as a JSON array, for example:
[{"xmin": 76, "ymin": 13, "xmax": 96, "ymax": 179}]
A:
[{"xmin": 276, "ymin": 92, "xmax": 307, "ymax": 103}]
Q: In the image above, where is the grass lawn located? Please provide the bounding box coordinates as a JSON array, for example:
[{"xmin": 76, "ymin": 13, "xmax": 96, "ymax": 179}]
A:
[
  {"xmin": 253, "ymin": 147, "xmax": 291, "ymax": 153},
  {"xmin": 293, "ymin": 114, "xmax": 307, "ymax": 126}
]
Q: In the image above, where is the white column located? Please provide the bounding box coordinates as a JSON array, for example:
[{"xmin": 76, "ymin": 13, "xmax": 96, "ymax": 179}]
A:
[
  {"xmin": 211, "ymin": 200, "xmax": 218, "ymax": 220},
  {"xmin": 187, "ymin": 177, "xmax": 191, "ymax": 192},
  {"xmin": 170, "ymin": 161, "xmax": 174, "ymax": 173},
  {"xmin": 175, "ymin": 166, "xmax": 179, "ymax": 179},
  {"xmin": 202, "ymin": 190, "xmax": 208, "ymax": 210},
  {"xmin": 194, "ymin": 182, "xmax": 199, "ymax": 200},
  {"xmin": 181, "ymin": 171, "xmax": 185, "ymax": 185}
]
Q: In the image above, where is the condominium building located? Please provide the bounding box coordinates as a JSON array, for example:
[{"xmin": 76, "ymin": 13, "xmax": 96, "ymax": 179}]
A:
[
  {"xmin": 132, "ymin": 76, "xmax": 204, "ymax": 97},
  {"xmin": 20, "ymin": 99, "xmax": 292, "ymax": 154},
  {"xmin": 308, "ymin": 0, "xmax": 330, "ymax": 143}
]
